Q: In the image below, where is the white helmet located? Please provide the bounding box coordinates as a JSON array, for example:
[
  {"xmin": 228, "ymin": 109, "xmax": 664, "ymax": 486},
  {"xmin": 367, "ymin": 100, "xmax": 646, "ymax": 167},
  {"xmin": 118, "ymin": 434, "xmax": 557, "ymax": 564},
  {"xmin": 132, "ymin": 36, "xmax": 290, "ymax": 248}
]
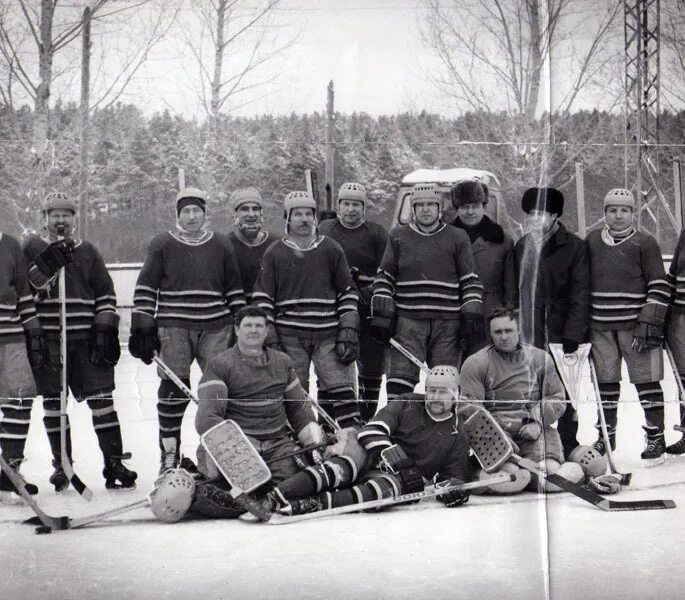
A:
[
  {"xmin": 410, "ymin": 183, "xmax": 441, "ymax": 210},
  {"xmin": 149, "ymin": 468, "xmax": 196, "ymax": 523},
  {"xmin": 283, "ymin": 190, "xmax": 316, "ymax": 215},
  {"xmin": 568, "ymin": 445, "xmax": 608, "ymax": 479},
  {"xmin": 229, "ymin": 188, "xmax": 263, "ymax": 212},
  {"xmin": 43, "ymin": 191, "xmax": 76, "ymax": 214},
  {"xmin": 426, "ymin": 365, "xmax": 459, "ymax": 390},
  {"xmin": 338, "ymin": 182, "xmax": 367, "ymax": 206},
  {"xmin": 603, "ymin": 188, "xmax": 634, "ymax": 210}
]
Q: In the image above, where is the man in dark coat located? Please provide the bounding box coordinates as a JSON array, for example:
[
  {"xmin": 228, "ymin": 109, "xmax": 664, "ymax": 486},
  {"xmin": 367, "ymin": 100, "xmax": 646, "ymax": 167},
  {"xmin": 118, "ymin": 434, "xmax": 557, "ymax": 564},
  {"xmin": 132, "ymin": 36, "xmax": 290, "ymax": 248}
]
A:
[{"xmin": 514, "ymin": 187, "xmax": 589, "ymax": 456}]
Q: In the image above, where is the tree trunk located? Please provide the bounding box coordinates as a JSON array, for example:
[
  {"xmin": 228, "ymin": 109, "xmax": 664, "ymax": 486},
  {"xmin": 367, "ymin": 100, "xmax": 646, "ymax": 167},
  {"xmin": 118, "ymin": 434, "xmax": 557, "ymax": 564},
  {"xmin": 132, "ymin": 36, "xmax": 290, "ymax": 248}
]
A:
[
  {"xmin": 33, "ymin": 0, "xmax": 55, "ymax": 161},
  {"xmin": 210, "ymin": 0, "xmax": 226, "ymax": 150},
  {"xmin": 525, "ymin": 0, "xmax": 543, "ymax": 125}
]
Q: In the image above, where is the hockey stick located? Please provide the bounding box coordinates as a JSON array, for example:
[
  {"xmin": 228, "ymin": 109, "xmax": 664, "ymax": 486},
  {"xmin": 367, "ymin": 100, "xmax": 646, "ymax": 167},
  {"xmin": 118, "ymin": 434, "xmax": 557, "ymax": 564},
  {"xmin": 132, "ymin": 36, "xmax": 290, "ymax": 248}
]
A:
[
  {"xmin": 56, "ymin": 226, "xmax": 92, "ymax": 500},
  {"xmin": 152, "ymin": 352, "xmax": 197, "ymax": 403},
  {"xmin": 266, "ymin": 435, "xmax": 337, "ymax": 465},
  {"xmin": 267, "ymin": 474, "xmax": 515, "ymax": 524},
  {"xmin": 464, "ymin": 408, "xmax": 675, "ymax": 512},
  {"xmin": 587, "ymin": 355, "xmax": 632, "ymax": 485},
  {"xmin": 389, "ymin": 338, "xmax": 430, "ymax": 374},
  {"xmin": 304, "ymin": 391, "xmax": 342, "ymax": 432},
  {"xmin": 0, "ymin": 454, "xmax": 70, "ymax": 533},
  {"xmin": 664, "ymin": 343, "xmax": 685, "ymax": 434}
]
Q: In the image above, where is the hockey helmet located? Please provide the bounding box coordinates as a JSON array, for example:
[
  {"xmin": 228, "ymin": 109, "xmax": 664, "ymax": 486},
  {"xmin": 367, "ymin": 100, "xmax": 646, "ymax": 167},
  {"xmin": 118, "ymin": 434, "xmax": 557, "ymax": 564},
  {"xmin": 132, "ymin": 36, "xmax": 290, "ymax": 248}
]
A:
[
  {"xmin": 567, "ymin": 445, "xmax": 608, "ymax": 479},
  {"xmin": 283, "ymin": 190, "xmax": 317, "ymax": 219},
  {"xmin": 603, "ymin": 188, "xmax": 634, "ymax": 211},
  {"xmin": 149, "ymin": 468, "xmax": 196, "ymax": 523},
  {"xmin": 42, "ymin": 192, "xmax": 76, "ymax": 215},
  {"xmin": 338, "ymin": 182, "xmax": 367, "ymax": 206},
  {"xmin": 426, "ymin": 365, "xmax": 459, "ymax": 390},
  {"xmin": 176, "ymin": 187, "xmax": 207, "ymax": 215},
  {"xmin": 229, "ymin": 187, "xmax": 263, "ymax": 212},
  {"xmin": 410, "ymin": 183, "xmax": 441, "ymax": 210}
]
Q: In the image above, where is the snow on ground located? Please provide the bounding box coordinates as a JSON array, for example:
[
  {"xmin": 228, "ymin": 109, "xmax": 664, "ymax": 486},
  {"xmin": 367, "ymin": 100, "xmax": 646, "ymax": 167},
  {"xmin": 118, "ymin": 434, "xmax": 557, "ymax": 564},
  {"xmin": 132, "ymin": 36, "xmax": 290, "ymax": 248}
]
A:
[{"xmin": 3, "ymin": 351, "xmax": 685, "ymax": 600}]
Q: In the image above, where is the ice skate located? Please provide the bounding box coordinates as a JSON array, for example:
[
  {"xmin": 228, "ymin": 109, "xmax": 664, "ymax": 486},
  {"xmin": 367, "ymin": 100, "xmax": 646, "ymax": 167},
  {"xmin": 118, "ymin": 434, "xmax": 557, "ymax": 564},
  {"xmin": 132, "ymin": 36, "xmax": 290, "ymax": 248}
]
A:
[
  {"xmin": 49, "ymin": 460, "xmax": 69, "ymax": 492},
  {"xmin": 665, "ymin": 434, "xmax": 685, "ymax": 456},
  {"xmin": 641, "ymin": 432, "xmax": 666, "ymax": 465},
  {"xmin": 0, "ymin": 459, "xmax": 38, "ymax": 504},
  {"xmin": 281, "ymin": 496, "xmax": 324, "ymax": 516},
  {"xmin": 103, "ymin": 453, "xmax": 138, "ymax": 490}
]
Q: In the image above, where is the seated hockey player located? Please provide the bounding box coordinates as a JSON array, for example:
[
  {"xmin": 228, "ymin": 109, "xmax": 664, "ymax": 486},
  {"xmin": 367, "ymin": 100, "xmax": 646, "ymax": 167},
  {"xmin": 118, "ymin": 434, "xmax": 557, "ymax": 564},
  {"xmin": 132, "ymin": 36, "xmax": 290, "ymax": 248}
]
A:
[
  {"xmin": 459, "ymin": 307, "xmax": 585, "ymax": 494},
  {"xmin": 190, "ymin": 305, "xmax": 326, "ymax": 518},
  {"xmin": 259, "ymin": 365, "xmax": 473, "ymax": 516}
]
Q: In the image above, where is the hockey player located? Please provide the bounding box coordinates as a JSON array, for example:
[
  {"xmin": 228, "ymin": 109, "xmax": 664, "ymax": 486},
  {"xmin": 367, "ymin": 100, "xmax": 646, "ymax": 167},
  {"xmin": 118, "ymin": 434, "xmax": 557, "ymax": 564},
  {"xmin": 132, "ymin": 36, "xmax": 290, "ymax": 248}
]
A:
[
  {"xmin": 23, "ymin": 192, "xmax": 136, "ymax": 491},
  {"xmin": 318, "ymin": 183, "xmax": 389, "ymax": 420},
  {"xmin": 228, "ymin": 188, "xmax": 277, "ymax": 302},
  {"xmin": 189, "ymin": 305, "xmax": 325, "ymax": 518},
  {"xmin": 129, "ymin": 187, "xmax": 246, "ymax": 473},
  {"xmin": 459, "ymin": 307, "xmax": 585, "ymax": 493},
  {"xmin": 515, "ymin": 187, "xmax": 589, "ymax": 456},
  {"xmin": 257, "ymin": 365, "xmax": 471, "ymax": 516},
  {"xmin": 452, "ymin": 179, "xmax": 517, "ymax": 356},
  {"xmin": 0, "ymin": 232, "xmax": 46, "ymax": 502},
  {"xmin": 371, "ymin": 183, "xmax": 483, "ymax": 398},
  {"xmin": 666, "ymin": 228, "xmax": 685, "ymax": 454},
  {"xmin": 586, "ymin": 188, "xmax": 671, "ymax": 461},
  {"xmin": 253, "ymin": 191, "xmax": 360, "ymax": 429}
]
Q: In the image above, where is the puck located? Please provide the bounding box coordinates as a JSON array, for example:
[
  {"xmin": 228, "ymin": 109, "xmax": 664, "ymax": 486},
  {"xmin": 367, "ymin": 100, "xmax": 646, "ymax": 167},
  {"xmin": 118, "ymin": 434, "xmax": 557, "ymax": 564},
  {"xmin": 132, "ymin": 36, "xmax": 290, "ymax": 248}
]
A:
[{"xmin": 35, "ymin": 525, "xmax": 53, "ymax": 535}]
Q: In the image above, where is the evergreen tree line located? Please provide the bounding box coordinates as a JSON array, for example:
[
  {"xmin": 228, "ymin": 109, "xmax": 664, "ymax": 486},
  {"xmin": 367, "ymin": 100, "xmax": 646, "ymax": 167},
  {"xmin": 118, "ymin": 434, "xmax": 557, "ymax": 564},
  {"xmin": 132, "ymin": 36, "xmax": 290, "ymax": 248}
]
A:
[{"xmin": 1, "ymin": 103, "xmax": 684, "ymax": 261}]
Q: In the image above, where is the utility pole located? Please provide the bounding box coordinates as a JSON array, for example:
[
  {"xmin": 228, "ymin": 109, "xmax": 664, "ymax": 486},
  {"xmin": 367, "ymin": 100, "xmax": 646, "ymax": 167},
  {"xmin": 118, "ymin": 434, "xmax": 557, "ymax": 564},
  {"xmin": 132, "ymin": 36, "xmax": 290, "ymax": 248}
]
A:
[
  {"xmin": 79, "ymin": 6, "xmax": 91, "ymax": 237},
  {"xmin": 325, "ymin": 80, "xmax": 335, "ymax": 210}
]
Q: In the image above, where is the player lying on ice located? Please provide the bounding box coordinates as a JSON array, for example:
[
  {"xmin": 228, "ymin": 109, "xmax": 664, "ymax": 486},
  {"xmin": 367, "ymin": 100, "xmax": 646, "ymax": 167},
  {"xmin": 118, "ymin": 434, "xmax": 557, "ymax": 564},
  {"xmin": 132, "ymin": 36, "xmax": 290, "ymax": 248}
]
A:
[{"xmin": 459, "ymin": 306, "xmax": 618, "ymax": 495}]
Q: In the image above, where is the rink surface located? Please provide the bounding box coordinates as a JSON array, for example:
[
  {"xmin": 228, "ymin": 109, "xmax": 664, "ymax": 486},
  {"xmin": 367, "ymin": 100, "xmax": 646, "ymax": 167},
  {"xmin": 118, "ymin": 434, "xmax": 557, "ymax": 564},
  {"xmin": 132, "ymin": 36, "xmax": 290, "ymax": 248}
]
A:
[{"xmin": 3, "ymin": 350, "xmax": 685, "ymax": 600}]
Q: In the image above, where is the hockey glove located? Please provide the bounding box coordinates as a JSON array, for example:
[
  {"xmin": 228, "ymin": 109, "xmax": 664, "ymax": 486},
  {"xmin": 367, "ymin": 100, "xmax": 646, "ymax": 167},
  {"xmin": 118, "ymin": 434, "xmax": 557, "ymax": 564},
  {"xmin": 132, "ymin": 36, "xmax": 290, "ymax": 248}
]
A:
[
  {"xmin": 562, "ymin": 338, "xmax": 579, "ymax": 355},
  {"xmin": 380, "ymin": 444, "xmax": 424, "ymax": 494},
  {"xmin": 587, "ymin": 474, "xmax": 622, "ymax": 495},
  {"xmin": 25, "ymin": 328, "xmax": 49, "ymax": 370},
  {"xmin": 90, "ymin": 312, "xmax": 121, "ymax": 367},
  {"xmin": 369, "ymin": 295, "xmax": 395, "ymax": 345},
  {"xmin": 33, "ymin": 238, "xmax": 75, "ymax": 278},
  {"xmin": 335, "ymin": 311, "xmax": 359, "ymax": 365},
  {"xmin": 517, "ymin": 420, "xmax": 542, "ymax": 441},
  {"xmin": 631, "ymin": 322, "xmax": 664, "ymax": 352},
  {"xmin": 459, "ymin": 313, "xmax": 486, "ymax": 347},
  {"xmin": 128, "ymin": 325, "xmax": 160, "ymax": 365},
  {"xmin": 437, "ymin": 479, "xmax": 470, "ymax": 507}
]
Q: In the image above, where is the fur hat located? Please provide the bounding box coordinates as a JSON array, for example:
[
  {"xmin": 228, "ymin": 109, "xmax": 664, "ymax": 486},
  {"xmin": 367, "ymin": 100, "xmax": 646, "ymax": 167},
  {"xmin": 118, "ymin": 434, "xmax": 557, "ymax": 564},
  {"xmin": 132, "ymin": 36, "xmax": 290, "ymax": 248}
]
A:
[
  {"xmin": 521, "ymin": 187, "xmax": 564, "ymax": 217},
  {"xmin": 452, "ymin": 180, "xmax": 489, "ymax": 208}
]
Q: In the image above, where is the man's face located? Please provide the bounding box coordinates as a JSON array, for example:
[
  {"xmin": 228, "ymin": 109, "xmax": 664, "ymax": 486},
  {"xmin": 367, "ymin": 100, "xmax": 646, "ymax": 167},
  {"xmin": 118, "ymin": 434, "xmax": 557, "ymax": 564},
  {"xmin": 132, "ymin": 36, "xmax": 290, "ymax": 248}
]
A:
[
  {"xmin": 523, "ymin": 209, "xmax": 557, "ymax": 237},
  {"xmin": 490, "ymin": 315, "xmax": 520, "ymax": 353},
  {"xmin": 46, "ymin": 209, "xmax": 75, "ymax": 236},
  {"xmin": 425, "ymin": 386, "xmax": 457, "ymax": 418},
  {"xmin": 604, "ymin": 206, "xmax": 633, "ymax": 232},
  {"xmin": 338, "ymin": 199, "xmax": 364, "ymax": 227},
  {"xmin": 235, "ymin": 316, "xmax": 268, "ymax": 349},
  {"xmin": 413, "ymin": 201, "xmax": 440, "ymax": 228},
  {"xmin": 456, "ymin": 202, "xmax": 485, "ymax": 227},
  {"xmin": 178, "ymin": 205, "xmax": 206, "ymax": 232},
  {"xmin": 289, "ymin": 207, "xmax": 315, "ymax": 236},
  {"xmin": 235, "ymin": 202, "xmax": 263, "ymax": 233}
]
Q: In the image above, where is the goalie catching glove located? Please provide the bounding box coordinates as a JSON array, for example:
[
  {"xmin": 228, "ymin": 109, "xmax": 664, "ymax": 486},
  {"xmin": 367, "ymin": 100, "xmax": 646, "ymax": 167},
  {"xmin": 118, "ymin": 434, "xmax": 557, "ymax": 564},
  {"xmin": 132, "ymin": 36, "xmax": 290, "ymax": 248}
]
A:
[
  {"xmin": 380, "ymin": 444, "xmax": 424, "ymax": 494},
  {"xmin": 437, "ymin": 478, "xmax": 470, "ymax": 507},
  {"xmin": 587, "ymin": 474, "xmax": 622, "ymax": 495}
]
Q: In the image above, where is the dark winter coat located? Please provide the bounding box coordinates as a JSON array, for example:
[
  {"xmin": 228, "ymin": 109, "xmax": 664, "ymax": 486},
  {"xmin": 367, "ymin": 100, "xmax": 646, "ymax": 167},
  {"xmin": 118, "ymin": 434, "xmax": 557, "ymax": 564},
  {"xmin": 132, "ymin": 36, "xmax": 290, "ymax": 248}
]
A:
[
  {"xmin": 453, "ymin": 216, "xmax": 517, "ymax": 319},
  {"xmin": 514, "ymin": 222, "xmax": 589, "ymax": 348}
]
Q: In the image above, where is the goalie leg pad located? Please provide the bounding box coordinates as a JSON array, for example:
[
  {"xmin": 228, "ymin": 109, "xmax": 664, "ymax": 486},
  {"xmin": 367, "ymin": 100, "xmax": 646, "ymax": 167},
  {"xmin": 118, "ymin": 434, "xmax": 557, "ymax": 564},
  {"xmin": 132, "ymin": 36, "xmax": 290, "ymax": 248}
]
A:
[{"xmin": 189, "ymin": 479, "xmax": 243, "ymax": 519}]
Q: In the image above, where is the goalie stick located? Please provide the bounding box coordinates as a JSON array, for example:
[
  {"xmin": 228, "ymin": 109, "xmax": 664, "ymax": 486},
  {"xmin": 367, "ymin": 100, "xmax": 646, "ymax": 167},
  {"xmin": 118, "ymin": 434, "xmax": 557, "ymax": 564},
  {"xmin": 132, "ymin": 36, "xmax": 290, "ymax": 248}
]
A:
[
  {"xmin": 587, "ymin": 354, "xmax": 632, "ymax": 485},
  {"xmin": 463, "ymin": 408, "xmax": 675, "ymax": 512},
  {"xmin": 56, "ymin": 225, "xmax": 92, "ymax": 500},
  {"xmin": 267, "ymin": 474, "xmax": 515, "ymax": 524},
  {"xmin": 201, "ymin": 419, "xmax": 272, "ymax": 521}
]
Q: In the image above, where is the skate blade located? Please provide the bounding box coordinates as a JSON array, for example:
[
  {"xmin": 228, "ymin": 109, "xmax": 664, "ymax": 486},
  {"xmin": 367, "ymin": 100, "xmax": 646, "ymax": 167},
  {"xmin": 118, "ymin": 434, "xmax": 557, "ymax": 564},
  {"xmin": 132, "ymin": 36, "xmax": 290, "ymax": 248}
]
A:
[
  {"xmin": 105, "ymin": 483, "xmax": 137, "ymax": 491},
  {"xmin": 642, "ymin": 455, "xmax": 666, "ymax": 467}
]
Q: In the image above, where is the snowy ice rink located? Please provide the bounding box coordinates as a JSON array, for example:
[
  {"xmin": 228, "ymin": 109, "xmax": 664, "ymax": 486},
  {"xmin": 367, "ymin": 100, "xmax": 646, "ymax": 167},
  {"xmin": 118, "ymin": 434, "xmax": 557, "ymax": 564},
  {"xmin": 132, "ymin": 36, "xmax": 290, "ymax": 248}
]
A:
[{"xmin": 3, "ymin": 347, "xmax": 685, "ymax": 600}]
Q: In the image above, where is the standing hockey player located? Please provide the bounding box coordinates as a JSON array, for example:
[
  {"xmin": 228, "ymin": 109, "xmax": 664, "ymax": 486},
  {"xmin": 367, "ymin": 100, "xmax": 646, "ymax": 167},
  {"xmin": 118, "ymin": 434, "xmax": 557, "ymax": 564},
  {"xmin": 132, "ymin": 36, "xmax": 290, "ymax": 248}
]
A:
[
  {"xmin": 129, "ymin": 187, "xmax": 246, "ymax": 473},
  {"xmin": 253, "ymin": 191, "xmax": 360, "ymax": 429},
  {"xmin": 228, "ymin": 188, "xmax": 277, "ymax": 302},
  {"xmin": 515, "ymin": 187, "xmax": 589, "ymax": 456},
  {"xmin": 189, "ymin": 305, "xmax": 325, "ymax": 518},
  {"xmin": 452, "ymin": 179, "xmax": 517, "ymax": 356},
  {"xmin": 258, "ymin": 365, "xmax": 471, "ymax": 516},
  {"xmin": 0, "ymin": 232, "xmax": 46, "ymax": 502},
  {"xmin": 459, "ymin": 308, "xmax": 585, "ymax": 493},
  {"xmin": 666, "ymin": 228, "xmax": 685, "ymax": 454},
  {"xmin": 24, "ymin": 192, "xmax": 136, "ymax": 491},
  {"xmin": 586, "ymin": 188, "xmax": 671, "ymax": 461},
  {"xmin": 318, "ymin": 183, "xmax": 389, "ymax": 420},
  {"xmin": 371, "ymin": 183, "xmax": 483, "ymax": 398}
]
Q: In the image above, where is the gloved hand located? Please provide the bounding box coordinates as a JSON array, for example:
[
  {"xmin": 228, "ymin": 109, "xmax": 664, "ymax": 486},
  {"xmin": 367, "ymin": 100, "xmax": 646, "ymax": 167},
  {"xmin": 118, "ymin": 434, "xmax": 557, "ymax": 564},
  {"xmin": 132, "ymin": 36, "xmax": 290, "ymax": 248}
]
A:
[
  {"xmin": 90, "ymin": 312, "xmax": 121, "ymax": 366},
  {"xmin": 517, "ymin": 421, "xmax": 541, "ymax": 441},
  {"xmin": 588, "ymin": 474, "xmax": 622, "ymax": 495},
  {"xmin": 460, "ymin": 313, "xmax": 486, "ymax": 347},
  {"xmin": 369, "ymin": 295, "xmax": 395, "ymax": 346},
  {"xmin": 33, "ymin": 238, "xmax": 75, "ymax": 277},
  {"xmin": 25, "ymin": 328, "xmax": 49, "ymax": 370},
  {"xmin": 335, "ymin": 312, "xmax": 359, "ymax": 365},
  {"xmin": 380, "ymin": 444, "xmax": 424, "ymax": 494},
  {"xmin": 562, "ymin": 338, "xmax": 579, "ymax": 355},
  {"xmin": 631, "ymin": 321, "xmax": 664, "ymax": 352},
  {"xmin": 437, "ymin": 479, "xmax": 470, "ymax": 507},
  {"xmin": 128, "ymin": 326, "xmax": 160, "ymax": 365}
]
